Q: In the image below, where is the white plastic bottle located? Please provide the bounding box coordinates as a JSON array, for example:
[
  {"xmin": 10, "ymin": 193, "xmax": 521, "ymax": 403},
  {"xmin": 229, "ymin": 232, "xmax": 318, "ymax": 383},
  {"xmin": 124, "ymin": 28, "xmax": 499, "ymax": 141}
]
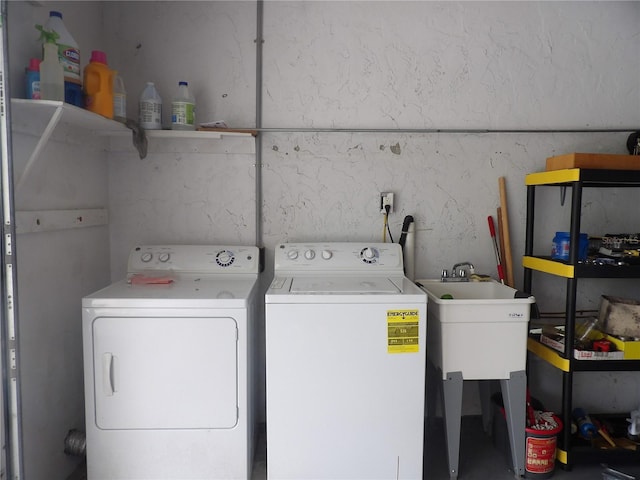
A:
[
  {"xmin": 139, "ymin": 82, "xmax": 162, "ymax": 130},
  {"xmin": 113, "ymin": 74, "xmax": 127, "ymax": 123},
  {"xmin": 171, "ymin": 81, "xmax": 195, "ymax": 130},
  {"xmin": 44, "ymin": 11, "xmax": 82, "ymax": 107},
  {"xmin": 38, "ymin": 27, "xmax": 64, "ymax": 101}
]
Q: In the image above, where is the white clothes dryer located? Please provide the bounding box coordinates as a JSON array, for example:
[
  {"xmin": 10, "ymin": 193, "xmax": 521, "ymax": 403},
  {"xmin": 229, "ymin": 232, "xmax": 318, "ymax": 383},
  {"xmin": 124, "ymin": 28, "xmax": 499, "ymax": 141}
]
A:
[
  {"xmin": 82, "ymin": 245, "xmax": 260, "ymax": 480},
  {"xmin": 265, "ymin": 242, "xmax": 427, "ymax": 480}
]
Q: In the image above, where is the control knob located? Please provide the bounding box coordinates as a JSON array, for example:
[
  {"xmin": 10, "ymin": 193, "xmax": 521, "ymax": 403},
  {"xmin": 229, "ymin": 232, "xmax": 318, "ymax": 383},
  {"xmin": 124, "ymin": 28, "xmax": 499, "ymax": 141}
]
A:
[
  {"xmin": 216, "ymin": 250, "xmax": 235, "ymax": 266},
  {"xmin": 304, "ymin": 249, "xmax": 316, "ymax": 260},
  {"xmin": 321, "ymin": 249, "xmax": 333, "ymax": 260},
  {"xmin": 287, "ymin": 250, "xmax": 299, "ymax": 260},
  {"xmin": 363, "ymin": 247, "xmax": 376, "ymax": 259}
]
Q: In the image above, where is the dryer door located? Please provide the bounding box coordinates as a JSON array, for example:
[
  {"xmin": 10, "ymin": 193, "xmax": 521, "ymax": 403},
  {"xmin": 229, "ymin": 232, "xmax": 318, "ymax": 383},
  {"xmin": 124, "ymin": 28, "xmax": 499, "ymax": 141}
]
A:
[{"xmin": 91, "ymin": 316, "xmax": 238, "ymax": 430}]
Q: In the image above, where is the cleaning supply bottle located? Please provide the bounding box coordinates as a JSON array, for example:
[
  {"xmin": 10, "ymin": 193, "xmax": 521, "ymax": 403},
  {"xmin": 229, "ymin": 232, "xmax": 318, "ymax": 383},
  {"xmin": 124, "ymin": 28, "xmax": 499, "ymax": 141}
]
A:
[
  {"xmin": 83, "ymin": 50, "xmax": 115, "ymax": 119},
  {"xmin": 36, "ymin": 25, "xmax": 64, "ymax": 101},
  {"xmin": 44, "ymin": 10, "xmax": 82, "ymax": 106},
  {"xmin": 171, "ymin": 81, "xmax": 196, "ymax": 130},
  {"xmin": 113, "ymin": 74, "xmax": 127, "ymax": 123},
  {"xmin": 139, "ymin": 82, "xmax": 162, "ymax": 130},
  {"xmin": 25, "ymin": 58, "xmax": 41, "ymax": 100}
]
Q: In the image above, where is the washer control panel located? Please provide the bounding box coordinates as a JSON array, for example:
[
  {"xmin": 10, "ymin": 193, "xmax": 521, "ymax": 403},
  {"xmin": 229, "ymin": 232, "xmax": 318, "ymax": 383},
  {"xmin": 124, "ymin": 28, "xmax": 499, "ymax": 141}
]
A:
[
  {"xmin": 274, "ymin": 242, "xmax": 404, "ymax": 274},
  {"xmin": 128, "ymin": 245, "xmax": 259, "ymax": 274}
]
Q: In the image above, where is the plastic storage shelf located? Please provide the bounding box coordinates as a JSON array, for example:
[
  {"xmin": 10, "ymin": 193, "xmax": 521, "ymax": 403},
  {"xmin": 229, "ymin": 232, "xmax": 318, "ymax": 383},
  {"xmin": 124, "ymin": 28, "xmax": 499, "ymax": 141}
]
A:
[{"xmin": 523, "ymin": 166, "xmax": 640, "ymax": 469}]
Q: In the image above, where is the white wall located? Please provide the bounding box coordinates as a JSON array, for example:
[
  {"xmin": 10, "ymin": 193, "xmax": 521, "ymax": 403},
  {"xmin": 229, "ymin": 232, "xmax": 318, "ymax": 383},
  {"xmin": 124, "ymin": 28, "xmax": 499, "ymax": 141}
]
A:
[
  {"xmin": 8, "ymin": 3, "xmax": 108, "ymax": 478},
  {"xmin": 103, "ymin": 1, "xmax": 257, "ymax": 129},
  {"xmin": 11, "ymin": 100, "xmax": 112, "ymax": 476},
  {"xmin": 261, "ymin": 1, "xmax": 637, "ymax": 130},
  {"xmin": 6, "ymin": 1, "xmax": 640, "ymax": 477}
]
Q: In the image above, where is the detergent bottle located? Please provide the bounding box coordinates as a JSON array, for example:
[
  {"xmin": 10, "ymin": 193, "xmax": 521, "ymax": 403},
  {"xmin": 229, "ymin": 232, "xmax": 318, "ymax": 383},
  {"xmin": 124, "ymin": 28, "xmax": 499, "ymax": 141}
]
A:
[
  {"xmin": 83, "ymin": 50, "xmax": 115, "ymax": 119},
  {"xmin": 36, "ymin": 25, "xmax": 64, "ymax": 101},
  {"xmin": 25, "ymin": 58, "xmax": 41, "ymax": 99}
]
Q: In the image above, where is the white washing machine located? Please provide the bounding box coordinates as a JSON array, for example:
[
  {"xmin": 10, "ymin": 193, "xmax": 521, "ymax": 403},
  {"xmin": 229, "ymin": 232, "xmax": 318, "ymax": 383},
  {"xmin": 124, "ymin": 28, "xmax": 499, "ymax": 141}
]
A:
[
  {"xmin": 265, "ymin": 242, "xmax": 427, "ymax": 480},
  {"xmin": 82, "ymin": 245, "xmax": 260, "ymax": 480}
]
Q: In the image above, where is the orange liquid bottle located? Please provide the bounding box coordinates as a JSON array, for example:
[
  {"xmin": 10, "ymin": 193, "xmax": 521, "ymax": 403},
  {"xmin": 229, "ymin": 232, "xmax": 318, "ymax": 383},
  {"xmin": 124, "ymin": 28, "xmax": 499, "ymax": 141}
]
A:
[{"xmin": 83, "ymin": 50, "xmax": 115, "ymax": 119}]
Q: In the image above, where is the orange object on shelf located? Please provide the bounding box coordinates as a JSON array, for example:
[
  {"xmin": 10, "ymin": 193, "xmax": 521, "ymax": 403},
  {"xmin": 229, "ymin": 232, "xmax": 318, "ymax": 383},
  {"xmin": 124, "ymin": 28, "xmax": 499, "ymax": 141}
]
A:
[{"xmin": 83, "ymin": 50, "xmax": 115, "ymax": 119}]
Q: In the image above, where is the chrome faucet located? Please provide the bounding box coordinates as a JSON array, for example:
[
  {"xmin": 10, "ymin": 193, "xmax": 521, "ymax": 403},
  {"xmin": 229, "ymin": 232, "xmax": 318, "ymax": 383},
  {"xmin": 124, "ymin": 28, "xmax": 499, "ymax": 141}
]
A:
[{"xmin": 441, "ymin": 262, "xmax": 475, "ymax": 282}]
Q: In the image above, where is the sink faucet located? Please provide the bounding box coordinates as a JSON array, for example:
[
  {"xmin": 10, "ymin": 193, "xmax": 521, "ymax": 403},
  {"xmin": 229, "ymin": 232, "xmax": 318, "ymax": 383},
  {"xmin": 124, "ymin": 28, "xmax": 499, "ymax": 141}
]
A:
[{"xmin": 441, "ymin": 262, "xmax": 475, "ymax": 282}]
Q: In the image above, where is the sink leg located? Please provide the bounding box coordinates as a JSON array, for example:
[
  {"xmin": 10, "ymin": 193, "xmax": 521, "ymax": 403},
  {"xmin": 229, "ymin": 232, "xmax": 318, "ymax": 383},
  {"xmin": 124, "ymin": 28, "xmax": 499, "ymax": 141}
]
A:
[
  {"xmin": 501, "ymin": 370, "xmax": 526, "ymax": 478},
  {"xmin": 442, "ymin": 371, "xmax": 463, "ymax": 479},
  {"xmin": 479, "ymin": 380, "xmax": 497, "ymax": 435}
]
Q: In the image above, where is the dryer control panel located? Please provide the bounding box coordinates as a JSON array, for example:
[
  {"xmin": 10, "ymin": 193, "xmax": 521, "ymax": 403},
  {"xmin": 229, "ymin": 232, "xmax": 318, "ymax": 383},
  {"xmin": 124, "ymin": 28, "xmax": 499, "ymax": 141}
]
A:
[
  {"xmin": 128, "ymin": 245, "xmax": 260, "ymax": 274},
  {"xmin": 274, "ymin": 242, "xmax": 404, "ymax": 274}
]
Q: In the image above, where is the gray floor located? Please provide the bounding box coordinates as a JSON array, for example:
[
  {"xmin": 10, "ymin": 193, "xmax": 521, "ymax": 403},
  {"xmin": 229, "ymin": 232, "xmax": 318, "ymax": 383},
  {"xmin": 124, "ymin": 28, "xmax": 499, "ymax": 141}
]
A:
[
  {"xmin": 422, "ymin": 416, "xmax": 639, "ymax": 480},
  {"xmin": 68, "ymin": 416, "xmax": 640, "ymax": 479}
]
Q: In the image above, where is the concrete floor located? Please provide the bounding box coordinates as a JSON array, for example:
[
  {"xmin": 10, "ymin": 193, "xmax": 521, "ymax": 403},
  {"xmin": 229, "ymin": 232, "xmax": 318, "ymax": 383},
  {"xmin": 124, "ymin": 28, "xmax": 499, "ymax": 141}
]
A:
[
  {"xmin": 67, "ymin": 416, "xmax": 640, "ymax": 479},
  {"xmin": 423, "ymin": 416, "xmax": 639, "ymax": 480}
]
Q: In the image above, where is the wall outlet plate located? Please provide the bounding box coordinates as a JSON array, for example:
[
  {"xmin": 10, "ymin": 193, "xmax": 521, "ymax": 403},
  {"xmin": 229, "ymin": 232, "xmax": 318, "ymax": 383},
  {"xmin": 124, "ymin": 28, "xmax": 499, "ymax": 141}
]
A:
[{"xmin": 380, "ymin": 192, "xmax": 394, "ymax": 214}]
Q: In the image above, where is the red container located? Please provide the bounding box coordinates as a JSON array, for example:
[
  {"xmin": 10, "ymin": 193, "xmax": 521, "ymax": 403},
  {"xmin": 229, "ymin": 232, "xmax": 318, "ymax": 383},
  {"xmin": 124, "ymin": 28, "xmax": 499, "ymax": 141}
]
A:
[{"xmin": 525, "ymin": 416, "xmax": 563, "ymax": 479}]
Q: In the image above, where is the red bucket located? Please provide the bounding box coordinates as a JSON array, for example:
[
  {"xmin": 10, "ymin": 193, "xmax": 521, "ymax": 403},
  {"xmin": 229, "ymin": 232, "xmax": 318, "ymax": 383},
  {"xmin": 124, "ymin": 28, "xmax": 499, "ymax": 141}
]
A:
[{"xmin": 525, "ymin": 415, "xmax": 563, "ymax": 479}]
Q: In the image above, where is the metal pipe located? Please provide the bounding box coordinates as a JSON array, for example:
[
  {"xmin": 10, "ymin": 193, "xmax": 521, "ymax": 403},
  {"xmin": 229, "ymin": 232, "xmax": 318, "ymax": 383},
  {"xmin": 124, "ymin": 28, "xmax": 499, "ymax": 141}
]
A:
[
  {"xmin": 254, "ymin": 0, "xmax": 264, "ymax": 249},
  {"xmin": 251, "ymin": 127, "xmax": 635, "ymax": 134}
]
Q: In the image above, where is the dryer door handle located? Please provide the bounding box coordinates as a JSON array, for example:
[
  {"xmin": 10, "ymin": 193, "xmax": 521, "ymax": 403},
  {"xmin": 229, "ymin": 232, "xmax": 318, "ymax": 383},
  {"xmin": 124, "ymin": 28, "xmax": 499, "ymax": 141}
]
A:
[{"xmin": 102, "ymin": 352, "xmax": 117, "ymax": 396}]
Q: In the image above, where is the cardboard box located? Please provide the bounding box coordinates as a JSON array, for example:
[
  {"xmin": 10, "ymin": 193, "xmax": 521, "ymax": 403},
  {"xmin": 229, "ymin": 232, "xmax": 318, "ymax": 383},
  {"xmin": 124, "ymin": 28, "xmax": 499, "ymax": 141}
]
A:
[
  {"xmin": 539, "ymin": 332, "xmax": 624, "ymax": 360},
  {"xmin": 599, "ymin": 295, "xmax": 640, "ymax": 338},
  {"xmin": 546, "ymin": 153, "xmax": 640, "ymax": 171}
]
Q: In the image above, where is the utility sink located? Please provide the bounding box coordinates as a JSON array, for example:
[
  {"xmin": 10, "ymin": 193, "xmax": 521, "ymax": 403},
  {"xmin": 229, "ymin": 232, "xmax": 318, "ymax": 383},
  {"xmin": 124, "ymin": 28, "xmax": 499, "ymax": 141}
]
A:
[
  {"xmin": 417, "ymin": 279, "xmax": 535, "ymax": 478},
  {"xmin": 416, "ymin": 279, "xmax": 535, "ymax": 380}
]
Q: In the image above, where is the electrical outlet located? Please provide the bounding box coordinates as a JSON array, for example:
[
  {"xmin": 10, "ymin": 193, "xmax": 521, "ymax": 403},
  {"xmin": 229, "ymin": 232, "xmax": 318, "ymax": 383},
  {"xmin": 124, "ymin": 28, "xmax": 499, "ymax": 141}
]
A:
[{"xmin": 380, "ymin": 192, "xmax": 394, "ymax": 214}]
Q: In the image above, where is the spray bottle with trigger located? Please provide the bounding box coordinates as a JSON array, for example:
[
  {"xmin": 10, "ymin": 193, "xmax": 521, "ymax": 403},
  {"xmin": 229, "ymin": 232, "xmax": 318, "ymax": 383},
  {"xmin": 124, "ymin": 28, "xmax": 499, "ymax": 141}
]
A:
[{"xmin": 35, "ymin": 25, "xmax": 64, "ymax": 101}]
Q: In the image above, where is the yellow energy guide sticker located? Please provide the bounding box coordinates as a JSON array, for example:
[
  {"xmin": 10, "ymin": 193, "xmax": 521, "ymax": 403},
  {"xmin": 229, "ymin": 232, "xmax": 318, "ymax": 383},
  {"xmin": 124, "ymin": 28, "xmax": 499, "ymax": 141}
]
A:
[{"xmin": 387, "ymin": 309, "xmax": 419, "ymax": 353}]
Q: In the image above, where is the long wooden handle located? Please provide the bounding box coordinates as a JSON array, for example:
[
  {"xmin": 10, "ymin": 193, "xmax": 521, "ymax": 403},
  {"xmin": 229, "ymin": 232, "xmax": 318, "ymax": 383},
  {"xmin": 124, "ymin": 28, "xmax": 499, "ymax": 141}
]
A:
[{"xmin": 499, "ymin": 177, "xmax": 515, "ymax": 287}]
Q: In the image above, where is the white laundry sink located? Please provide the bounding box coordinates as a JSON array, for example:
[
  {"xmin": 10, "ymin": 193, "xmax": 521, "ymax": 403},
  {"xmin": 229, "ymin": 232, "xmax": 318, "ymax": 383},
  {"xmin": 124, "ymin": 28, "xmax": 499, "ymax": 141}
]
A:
[{"xmin": 416, "ymin": 279, "xmax": 535, "ymax": 380}]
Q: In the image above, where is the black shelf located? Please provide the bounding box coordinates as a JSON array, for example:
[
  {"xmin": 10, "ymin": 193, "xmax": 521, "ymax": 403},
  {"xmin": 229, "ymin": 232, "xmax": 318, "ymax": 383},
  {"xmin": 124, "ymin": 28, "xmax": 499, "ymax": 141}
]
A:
[
  {"xmin": 526, "ymin": 168, "xmax": 640, "ymax": 187},
  {"xmin": 569, "ymin": 169, "xmax": 640, "ymax": 187},
  {"xmin": 528, "ymin": 336, "xmax": 640, "ymax": 372},
  {"xmin": 523, "ymin": 164, "xmax": 640, "ymax": 470},
  {"xmin": 557, "ymin": 414, "xmax": 640, "ymax": 467},
  {"xmin": 525, "ymin": 255, "xmax": 640, "ymax": 278}
]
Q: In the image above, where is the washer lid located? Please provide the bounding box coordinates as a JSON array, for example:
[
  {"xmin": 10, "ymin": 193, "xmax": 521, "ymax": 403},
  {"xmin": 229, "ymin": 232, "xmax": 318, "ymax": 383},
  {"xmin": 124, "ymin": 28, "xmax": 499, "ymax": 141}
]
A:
[{"xmin": 289, "ymin": 276, "xmax": 402, "ymax": 294}]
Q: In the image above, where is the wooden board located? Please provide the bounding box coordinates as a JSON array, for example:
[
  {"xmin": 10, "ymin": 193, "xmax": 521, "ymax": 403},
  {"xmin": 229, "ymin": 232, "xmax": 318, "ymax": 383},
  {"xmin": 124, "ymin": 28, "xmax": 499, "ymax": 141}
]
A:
[
  {"xmin": 546, "ymin": 152, "xmax": 640, "ymax": 171},
  {"xmin": 197, "ymin": 127, "xmax": 258, "ymax": 136}
]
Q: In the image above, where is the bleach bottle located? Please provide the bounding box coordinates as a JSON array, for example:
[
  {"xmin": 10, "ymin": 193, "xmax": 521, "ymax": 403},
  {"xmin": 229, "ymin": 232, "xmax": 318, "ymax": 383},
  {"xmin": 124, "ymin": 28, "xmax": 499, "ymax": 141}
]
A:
[
  {"xmin": 139, "ymin": 82, "xmax": 163, "ymax": 130},
  {"xmin": 171, "ymin": 81, "xmax": 195, "ymax": 130},
  {"xmin": 44, "ymin": 11, "xmax": 82, "ymax": 106}
]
